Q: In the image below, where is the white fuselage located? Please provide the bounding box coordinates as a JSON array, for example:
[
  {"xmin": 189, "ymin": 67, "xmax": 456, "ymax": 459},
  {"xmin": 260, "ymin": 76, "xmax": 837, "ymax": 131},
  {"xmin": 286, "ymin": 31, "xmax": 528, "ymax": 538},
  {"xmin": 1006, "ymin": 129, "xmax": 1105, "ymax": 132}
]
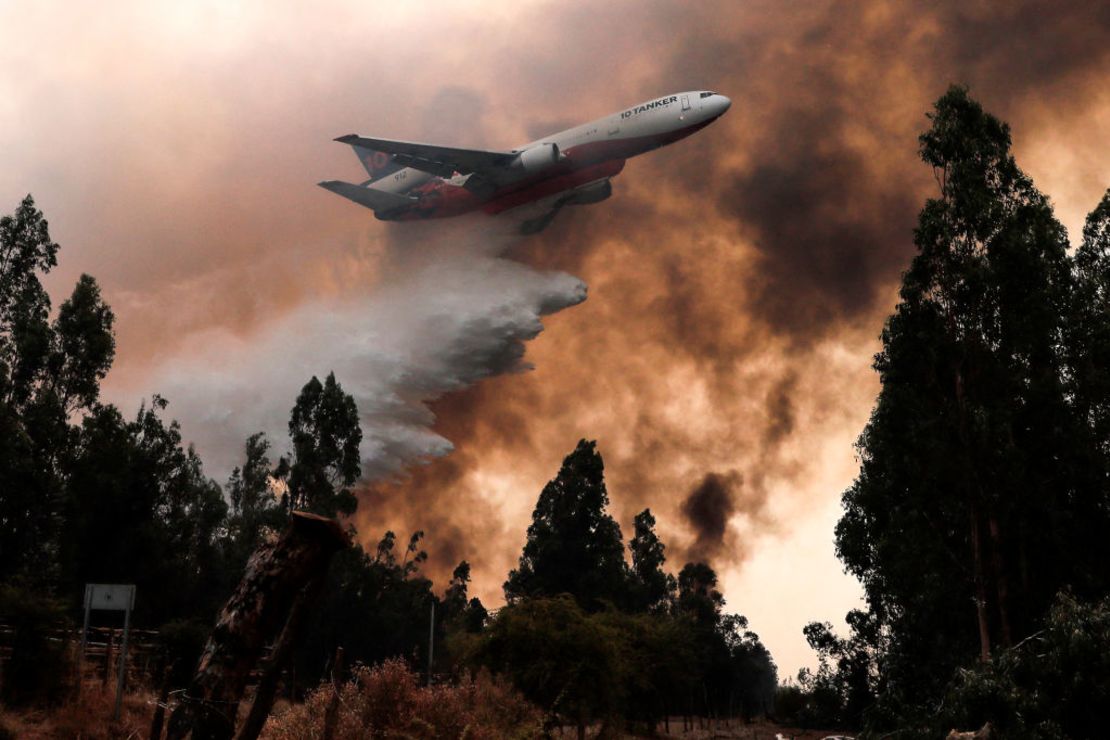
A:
[{"xmin": 372, "ymin": 90, "xmax": 731, "ymax": 199}]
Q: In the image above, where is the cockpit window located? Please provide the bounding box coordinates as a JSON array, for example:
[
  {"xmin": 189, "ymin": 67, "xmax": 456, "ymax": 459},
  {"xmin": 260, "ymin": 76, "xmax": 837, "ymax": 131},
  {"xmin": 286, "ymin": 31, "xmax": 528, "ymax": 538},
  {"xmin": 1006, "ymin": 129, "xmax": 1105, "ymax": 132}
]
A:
[{"xmin": 700, "ymin": 92, "xmax": 715, "ymax": 99}]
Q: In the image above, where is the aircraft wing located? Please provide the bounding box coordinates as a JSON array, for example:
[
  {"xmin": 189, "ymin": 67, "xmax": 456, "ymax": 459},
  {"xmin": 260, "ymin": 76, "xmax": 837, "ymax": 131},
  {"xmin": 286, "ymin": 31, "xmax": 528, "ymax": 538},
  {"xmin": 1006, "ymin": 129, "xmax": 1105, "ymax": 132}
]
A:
[
  {"xmin": 318, "ymin": 180, "xmax": 416, "ymax": 214},
  {"xmin": 334, "ymin": 135, "xmax": 517, "ymax": 178}
]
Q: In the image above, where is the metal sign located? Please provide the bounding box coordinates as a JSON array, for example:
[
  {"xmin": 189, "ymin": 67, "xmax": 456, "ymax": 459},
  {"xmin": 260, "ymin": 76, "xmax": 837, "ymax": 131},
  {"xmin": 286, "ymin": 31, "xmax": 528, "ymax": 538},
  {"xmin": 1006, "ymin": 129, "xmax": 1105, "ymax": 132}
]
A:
[{"xmin": 85, "ymin": 584, "xmax": 135, "ymax": 611}]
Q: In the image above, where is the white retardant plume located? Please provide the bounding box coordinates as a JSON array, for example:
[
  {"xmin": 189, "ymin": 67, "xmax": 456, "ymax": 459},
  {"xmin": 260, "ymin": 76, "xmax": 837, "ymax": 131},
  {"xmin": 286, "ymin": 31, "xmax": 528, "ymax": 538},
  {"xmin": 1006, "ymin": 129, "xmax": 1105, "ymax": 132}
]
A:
[{"xmin": 134, "ymin": 215, "xmax": 587, "ymax": 481}]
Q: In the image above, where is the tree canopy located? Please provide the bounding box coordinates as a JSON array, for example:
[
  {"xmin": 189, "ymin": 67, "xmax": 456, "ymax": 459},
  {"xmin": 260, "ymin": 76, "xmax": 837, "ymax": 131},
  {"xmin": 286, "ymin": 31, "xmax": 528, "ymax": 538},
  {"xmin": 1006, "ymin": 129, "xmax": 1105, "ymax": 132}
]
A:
[
  {"xmin": 504, "ymin": 439, "xmax": 629, "ymax": 610},
  {"xmin": 809, "ymin": 87, "xmax": 1110, "ymax": 733}
]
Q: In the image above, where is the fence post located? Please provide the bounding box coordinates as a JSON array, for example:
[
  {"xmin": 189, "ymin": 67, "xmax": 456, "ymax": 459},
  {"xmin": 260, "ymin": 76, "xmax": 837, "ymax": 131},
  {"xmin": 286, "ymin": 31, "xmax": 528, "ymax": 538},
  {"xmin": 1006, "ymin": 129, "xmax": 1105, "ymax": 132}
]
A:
[
  {"xmin": 114, "ymin": 599, "xmax": 132, "ymax": 720},
  {"xmin": 103, "ymin": 628, "xmax": 114, "ymax": 687}
]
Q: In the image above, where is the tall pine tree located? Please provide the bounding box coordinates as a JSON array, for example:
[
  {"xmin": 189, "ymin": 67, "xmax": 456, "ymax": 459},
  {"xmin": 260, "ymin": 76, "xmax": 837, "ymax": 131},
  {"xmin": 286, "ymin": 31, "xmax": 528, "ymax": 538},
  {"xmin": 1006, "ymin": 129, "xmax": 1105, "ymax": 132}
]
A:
[{"xmin": 504, "ymin": 439, "xmax": 630, "ymax": 610}]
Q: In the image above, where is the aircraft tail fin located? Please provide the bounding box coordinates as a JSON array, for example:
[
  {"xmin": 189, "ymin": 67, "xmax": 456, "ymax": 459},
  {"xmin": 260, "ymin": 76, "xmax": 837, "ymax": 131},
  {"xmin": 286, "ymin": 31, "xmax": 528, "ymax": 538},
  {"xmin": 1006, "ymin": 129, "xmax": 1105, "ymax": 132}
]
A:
[
  {"xmin": 318, "ymin": 180, "xmax": 415, "ymax": 215},
  {"xmin": 348, "ymin": 142, "xmax": 406, "ymax": 183}
]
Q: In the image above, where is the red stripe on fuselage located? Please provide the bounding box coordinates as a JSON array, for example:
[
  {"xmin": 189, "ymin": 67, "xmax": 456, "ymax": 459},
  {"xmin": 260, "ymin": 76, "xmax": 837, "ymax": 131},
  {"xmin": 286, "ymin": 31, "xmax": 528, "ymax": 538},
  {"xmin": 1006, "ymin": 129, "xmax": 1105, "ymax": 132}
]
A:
[
  {"xmin": 388, "ymin": 117, "xmax": 715, "ymax": 221},
  {"xmin": 482, "ymin": 159, "xmax": 625, "ymax": 214}
]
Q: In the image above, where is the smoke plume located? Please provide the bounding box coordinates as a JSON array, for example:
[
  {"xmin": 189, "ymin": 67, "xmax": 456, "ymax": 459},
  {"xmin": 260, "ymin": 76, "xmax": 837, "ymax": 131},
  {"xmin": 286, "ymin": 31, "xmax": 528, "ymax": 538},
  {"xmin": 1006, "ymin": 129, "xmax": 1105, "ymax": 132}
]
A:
[
  {"xmin": 142, "ymin": 216, "xmax": 586, "ymax": 481},
  {"xmin": 681, "ymin": 472, "xmax": 742, "ymax": 563}
]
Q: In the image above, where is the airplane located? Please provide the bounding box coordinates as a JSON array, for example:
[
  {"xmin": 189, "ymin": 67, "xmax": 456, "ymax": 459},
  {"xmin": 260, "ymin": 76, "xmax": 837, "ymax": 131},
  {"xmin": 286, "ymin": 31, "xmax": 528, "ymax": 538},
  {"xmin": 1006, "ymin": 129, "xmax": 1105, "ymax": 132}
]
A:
[{"xmin": 320, "ymin": 90, "xmax": 731, "ymax": 234}]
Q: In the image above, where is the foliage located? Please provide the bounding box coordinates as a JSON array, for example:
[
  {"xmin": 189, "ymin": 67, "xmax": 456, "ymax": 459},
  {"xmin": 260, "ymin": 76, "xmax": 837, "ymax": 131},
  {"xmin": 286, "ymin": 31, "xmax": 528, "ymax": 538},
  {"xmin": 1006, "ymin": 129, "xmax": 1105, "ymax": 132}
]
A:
[
  {"xmin": 0, "ymin": 583, "xmax": 73, "ymax": 706},
  {"xmin": 225, "ymin": 432, "xmax": 287, "ymax": 569},
  {"xmin": 61, "ymin": 397, "xmax": 229, "ymax": 626},
  {"xmin": 473, "ymin": 594, "xmax": 775, "ymax": 733},
  {"xmin": 0, "ymin": 679, "xmax": 156, "ymax": 739},
  {"xmin": 158, "ymin": 618, "xmax": 212, "ymax": 687},
  {"xmin": 279, "ymin": 372, "xmax": 362, "ymax": 516},
  {"xmin": 936, "ymin": 592, "xmax": 1110, "ymax": 740},
  {"xmin": 628, "ymin": 508, "xmax": 674, "ymax": 613},
  {"xmin": 787, "ymin": 611, "xmax": 878, "ymax": 729},
  {"xmin": 1070, "ymin": 189, "xmax": 1110, "ymax": 451},
  {"xmin": 262, "ymin": 658, "xmax": 543, "ymax": 740},
  {"xmin": 0, "ymin": 196, "xmax": 114, "ymax": 586},
  {"xmin": 441, "ymin": 560, "xmax": 488, "ymax": 634},
  {"xmin": 472, "ymin": 596, "xmax": 629, "ymax": 732},
  {"xmin": 494, "ymin": 439, "xmax": 777, "ymax": 730},
  {"xmin": 295, "ymin": 530, "xmax": 441, "ymax": 685},
  {"xmin": 826, "ymin": 87, "xmax": 1110, "ymax": 731},
  {"xmin": 504, "ymin": 439, "xmax": 630, "ymax": 611}
]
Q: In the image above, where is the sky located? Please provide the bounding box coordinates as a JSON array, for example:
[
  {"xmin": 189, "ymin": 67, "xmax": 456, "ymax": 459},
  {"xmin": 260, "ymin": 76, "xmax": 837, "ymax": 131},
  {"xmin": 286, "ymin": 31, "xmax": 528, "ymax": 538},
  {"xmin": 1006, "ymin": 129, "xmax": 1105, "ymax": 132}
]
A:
[{"xmin": 2, "ymin": 0, "xmax": 1108, "ymax": 677}]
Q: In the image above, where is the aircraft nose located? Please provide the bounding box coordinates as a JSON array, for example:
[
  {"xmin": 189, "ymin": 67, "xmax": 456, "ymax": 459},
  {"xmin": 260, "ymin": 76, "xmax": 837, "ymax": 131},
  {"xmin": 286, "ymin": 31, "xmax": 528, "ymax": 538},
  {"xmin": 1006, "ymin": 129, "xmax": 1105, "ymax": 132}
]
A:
[{"xmin": 717, "ymin": 95, "xmax": 732, "ymax": 115}]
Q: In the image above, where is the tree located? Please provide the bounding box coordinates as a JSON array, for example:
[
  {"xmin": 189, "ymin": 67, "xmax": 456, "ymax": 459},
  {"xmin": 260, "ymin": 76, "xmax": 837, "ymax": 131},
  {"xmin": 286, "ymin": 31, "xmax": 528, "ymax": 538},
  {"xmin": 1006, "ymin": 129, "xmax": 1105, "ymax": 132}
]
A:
[
  {"xmin": 226, "ymin": 432, "xmax": 287, "ymax": 568},
  {"xmin": 295, "ymin": 530, "xmax": 440, "ymax": 686},
  {"xmin": 1069, "ymin": 190, "xmax": 1110, "ymax": 452},
  {"xmin": 629, "ymin": 508, "xmax": 674, "ymax": 613},
  {"xmin": 475, "ymin": 596, "xmax": 629, "ymax": 739},
  {"xmin": 674, "ymin": 562, "xmax": 724, "ymax": 629},
  {"xmin": 504, "ymin": 439, "xmax": 630, "ymax": 610},
  {"xmin": 442, "ymin": 560, "xmax": 471, "ymax": 618},
  {"xmin": 51, "ymin": 274, "xmax": 115, "ymax": 413},
  {"xmin": 0, "ymin": 196, "xmax": 114, "ymax": 585},
  {"xmin": 0, "ymin": 195, "xmax": 59, "ymax": 413},
  {"xmin": 62, "ymin": 397, "xmax": 228, "ymax": 625},
  {"xmin": 938, "ymin": 592, "xmax": 1110, "ymax": 739},
  {"xmin": 281, "ymin": 372, "xmax": 362, "ymax": 516},
  {"xmin": 834, "ymin": 87, "xmax": 1110, "ymax": 727},
  {"xmin": 796, "ymin": 611, "xmax": 877, "ymax": 729}
]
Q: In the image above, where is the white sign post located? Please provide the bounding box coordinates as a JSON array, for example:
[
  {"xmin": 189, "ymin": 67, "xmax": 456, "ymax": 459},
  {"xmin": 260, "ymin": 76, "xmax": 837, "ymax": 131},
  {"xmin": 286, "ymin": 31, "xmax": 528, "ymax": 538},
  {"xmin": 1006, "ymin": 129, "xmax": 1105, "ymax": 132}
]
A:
[{"xmin": 81, "ymin": 584, "xmax": 135, "ymax": 720}]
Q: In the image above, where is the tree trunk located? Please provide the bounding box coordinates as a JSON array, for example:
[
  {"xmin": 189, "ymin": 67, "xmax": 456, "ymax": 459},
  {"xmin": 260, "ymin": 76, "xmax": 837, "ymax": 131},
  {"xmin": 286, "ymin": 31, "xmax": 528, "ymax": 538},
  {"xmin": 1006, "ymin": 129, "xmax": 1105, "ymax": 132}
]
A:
[
  {"xmin": 956, "ymin": 365, "xmax": 993, "ymax": 664},
  {"xmin": 969, "ymin": 503, "xmax": 992, "ymax": 662},
  {"xmin": 987, "ymin": 511, "xmax": 1013, "ymax": 647},
  {"xmin": 166, "ymin": 512, "xmax": 348, "ymax": 740}
]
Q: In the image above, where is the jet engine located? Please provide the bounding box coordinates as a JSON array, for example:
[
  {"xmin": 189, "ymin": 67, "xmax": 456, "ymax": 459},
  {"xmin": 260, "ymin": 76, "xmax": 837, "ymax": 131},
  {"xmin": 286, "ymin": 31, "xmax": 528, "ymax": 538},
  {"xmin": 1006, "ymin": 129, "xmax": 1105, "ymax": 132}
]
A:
[
  {"xmin": 513, "ymin": 142, "xmax": 565, "ymax": 172},
  {"xmin": 566, "ymin": 178, "xmax": 613, "ymax": 205}
]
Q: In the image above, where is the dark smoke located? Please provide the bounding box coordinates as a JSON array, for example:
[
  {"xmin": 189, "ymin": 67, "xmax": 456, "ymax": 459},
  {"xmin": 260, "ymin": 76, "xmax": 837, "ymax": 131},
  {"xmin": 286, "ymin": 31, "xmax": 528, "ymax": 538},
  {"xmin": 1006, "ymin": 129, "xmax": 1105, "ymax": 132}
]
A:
[
  {"xmin": 364, "ymin": 0, "xmax": 1110, "ymax": 602},
  {"xmin": 681, "ymin": 472, "xmax": 742, "ymax": 562}
]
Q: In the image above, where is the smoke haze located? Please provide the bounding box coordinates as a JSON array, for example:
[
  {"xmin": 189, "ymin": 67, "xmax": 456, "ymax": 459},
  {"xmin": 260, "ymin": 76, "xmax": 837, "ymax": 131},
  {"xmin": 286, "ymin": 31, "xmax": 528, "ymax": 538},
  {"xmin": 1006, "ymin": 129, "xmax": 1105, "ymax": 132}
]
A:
[{"xmin": 3, "ymin": 0, "xmax": 1107, "ymax": 676}]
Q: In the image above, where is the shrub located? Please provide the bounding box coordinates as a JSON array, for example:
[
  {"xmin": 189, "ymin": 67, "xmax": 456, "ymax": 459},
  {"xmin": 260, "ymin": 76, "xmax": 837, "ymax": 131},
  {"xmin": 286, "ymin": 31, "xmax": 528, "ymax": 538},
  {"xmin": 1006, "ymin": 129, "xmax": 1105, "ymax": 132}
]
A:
[
  {"xmin": 158, "ymin": 618, "xmax": 211, "ymax": 687},
  {"xmin": 938, "ymin": 592, "xmax": 1110, "ymax": 739},
  {"xmin": 262, "ymin": 658, "xmax": 543, "ymax": 739},
  {"xmin": 470, "ymin": 596, "xmax": 628, "ymax": 733},
  {"xmin": 0, "ymin": 584, "xmax": 73, "ymax": 706}
]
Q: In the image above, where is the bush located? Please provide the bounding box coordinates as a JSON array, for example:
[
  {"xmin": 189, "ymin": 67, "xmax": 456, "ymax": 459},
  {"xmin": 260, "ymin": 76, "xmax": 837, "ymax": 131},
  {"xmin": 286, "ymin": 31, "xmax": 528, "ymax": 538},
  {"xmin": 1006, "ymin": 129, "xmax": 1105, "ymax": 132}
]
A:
[
  {"xmin": 938, "ymin": 592, "xmax": 1110, "ymax": 739},
  {"xmin": 262, "ymin": 658, "xmax": 543, "ymax": 739},
  {"xmin": 470, "ymin": 596, "xmax": 627, "ymax": 733},
  {"xmin": 0, "ymin": 584, "xmax": 73, "ymax": 706}
]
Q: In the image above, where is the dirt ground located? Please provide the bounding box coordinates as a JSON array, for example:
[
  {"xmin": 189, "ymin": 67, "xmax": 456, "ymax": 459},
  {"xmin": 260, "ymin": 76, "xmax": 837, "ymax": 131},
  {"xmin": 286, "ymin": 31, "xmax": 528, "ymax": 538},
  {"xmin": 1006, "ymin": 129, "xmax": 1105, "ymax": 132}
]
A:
[
  {"xmin": 547, "ymin": 719, "xmax": 852, "ymax": 739},
  {"xmin": 2, "ymin": 687, "xmax": 850, "ymax": 740}
]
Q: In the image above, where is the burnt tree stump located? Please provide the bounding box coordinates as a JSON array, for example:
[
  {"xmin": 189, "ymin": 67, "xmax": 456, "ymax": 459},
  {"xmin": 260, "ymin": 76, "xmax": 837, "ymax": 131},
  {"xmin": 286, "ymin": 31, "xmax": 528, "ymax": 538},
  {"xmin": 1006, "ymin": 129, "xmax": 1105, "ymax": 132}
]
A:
[{"xmin": 166, "ymin": 512, "xmax": 348, "ymax": 740}]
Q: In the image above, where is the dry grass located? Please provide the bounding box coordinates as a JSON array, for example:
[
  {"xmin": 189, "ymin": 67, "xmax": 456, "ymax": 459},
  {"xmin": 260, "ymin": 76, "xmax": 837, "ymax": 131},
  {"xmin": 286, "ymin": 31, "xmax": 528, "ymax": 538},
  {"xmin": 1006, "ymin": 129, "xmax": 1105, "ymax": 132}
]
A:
[
  {"xmin": 262, "ymin": 658, "xmax": 544, "ymax": 740},
  {"xmin": 0, "ymin": 677, "xmax": 156, "ymax": 739}
]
